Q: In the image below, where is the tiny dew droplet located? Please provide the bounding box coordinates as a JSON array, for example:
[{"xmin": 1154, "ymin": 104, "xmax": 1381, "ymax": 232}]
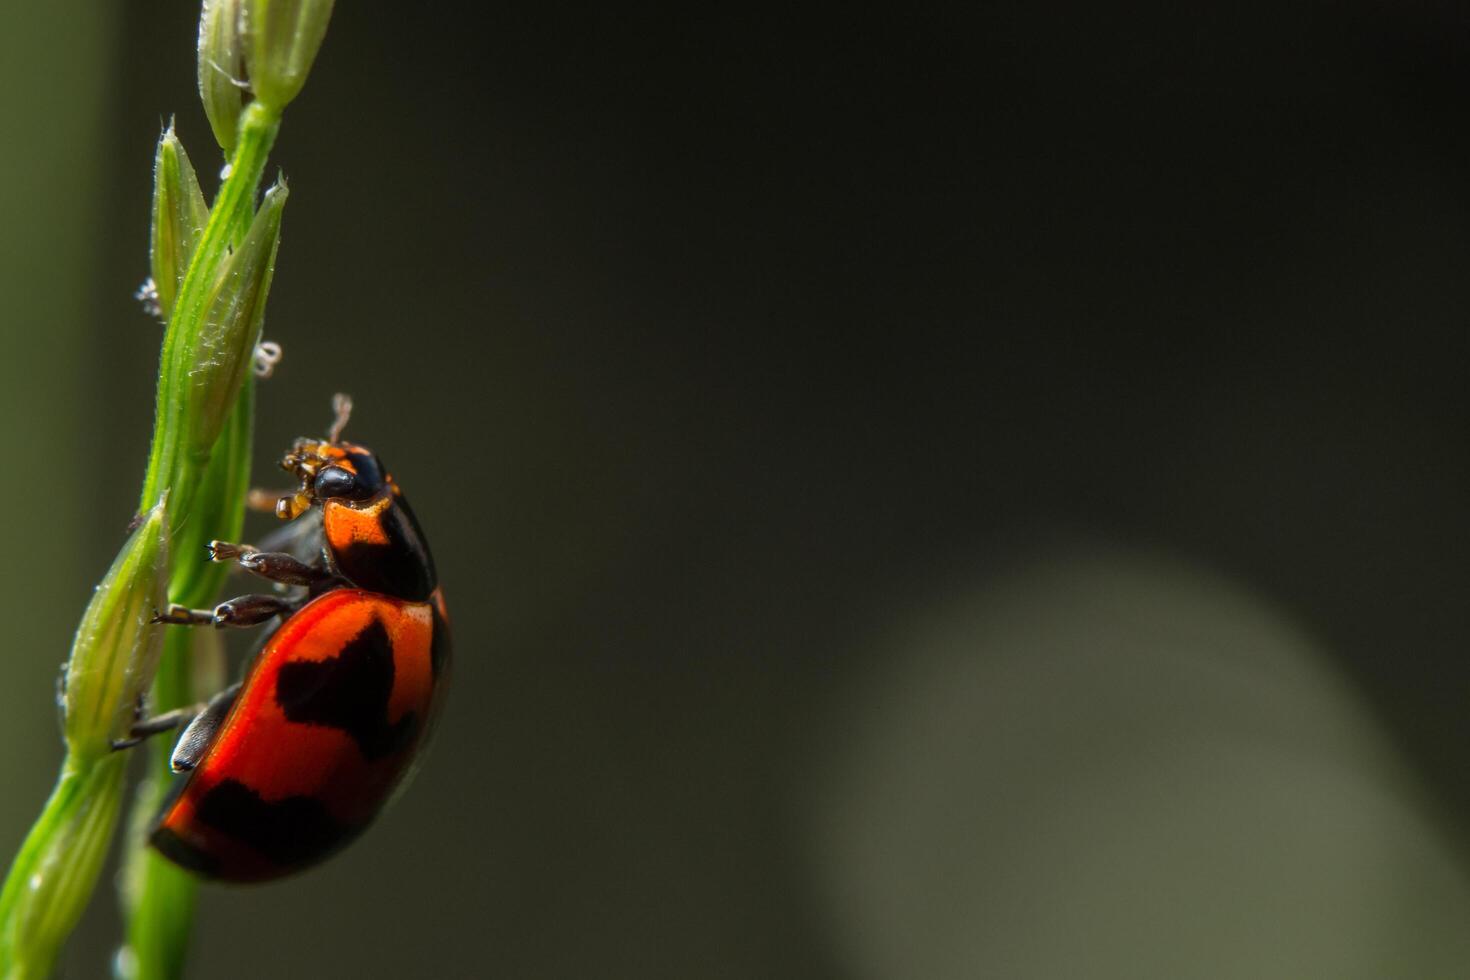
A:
[
  {"xmin": 253, "ymin": 340, "xmax": 283, "ymax": 378},
  {"xmin": 134, "ymin": 278, "xmax": 161, "ymax": 318}
]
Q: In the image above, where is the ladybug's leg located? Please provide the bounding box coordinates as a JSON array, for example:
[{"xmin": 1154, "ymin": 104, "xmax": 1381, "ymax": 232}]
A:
[
  {"xmin": 110, "ymin": 702, "xmax": 205, "ymax": 751},
  {"xmin": 154, "ymin": 594, "xmax": 296, "ymax": 628},
  {"xmin": 245, "ymin": 487, "xmax": 294, "ymax": 514},
  {"xmin": 169, "ymin": 681, "xmax": 241, "ymax": 772},
  {"xmin": 151, "ymin": 606, "xmax": 217, "ymax": 627},
  {"xmin": 207, "ymin": 540, "xmax": 335, "ymax": 588}
]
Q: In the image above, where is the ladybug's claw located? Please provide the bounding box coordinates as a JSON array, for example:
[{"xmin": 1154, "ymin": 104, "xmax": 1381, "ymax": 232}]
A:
[
  {"xmin": 207, "ymin": 540, "xmax": 257, "ymax": 563},
  {"xmin": 153, "ymin": 604, "xmax": 216, "ymax": 627}
]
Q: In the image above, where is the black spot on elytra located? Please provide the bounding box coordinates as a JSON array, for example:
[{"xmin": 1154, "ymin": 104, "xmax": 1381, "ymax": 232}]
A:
[
  {"xmin": 430, "ymin": 604, "xmax": 451, "ymax": 679},
  {"xmin": 150, "ymin": 824, "xmax": 222, "ymax": 877},
  {"xmin": 194, "ymin": 778, "xmax": 347, "ymax": 868},
  {"xmin": 274, "ymin": 616, "xmax": 417, "ymax": 759}
]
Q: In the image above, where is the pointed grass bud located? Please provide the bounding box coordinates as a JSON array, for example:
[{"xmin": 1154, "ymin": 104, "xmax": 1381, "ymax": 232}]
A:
[
  {"xmin": 148, "ymin": 126, "xmax": 209, "ymax": 321},
  {"xmin": 60, "ymin": 503, "xmax": 168, "ymax": 762},
  {"xmin": 198, "ymin": 0, "xmax": 247, "ymax": 155},
  {"xmin": 181, "ymin": 181, "xmax": 287, "ymax": 485},
  {"xmin": 242, "ymin": 0, "xmax": 336, "ymax": 112}
]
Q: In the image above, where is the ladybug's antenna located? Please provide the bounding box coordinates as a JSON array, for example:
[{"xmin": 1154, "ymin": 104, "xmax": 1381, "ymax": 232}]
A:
[{"xmin": 327, "ymin": 393, "xmax": 353, "ymax": 444}]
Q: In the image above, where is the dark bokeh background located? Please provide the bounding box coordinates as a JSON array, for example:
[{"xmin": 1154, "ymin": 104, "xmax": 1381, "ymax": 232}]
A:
[{"xmin": 4, "ymin": 2, "xmax": 1470, "ymax": 977}]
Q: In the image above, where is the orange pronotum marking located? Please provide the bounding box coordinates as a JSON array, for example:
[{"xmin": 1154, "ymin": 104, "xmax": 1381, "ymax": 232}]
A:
[{"xmin": 324, "ymin": 495, "xmax": 393, "ymax": 551}]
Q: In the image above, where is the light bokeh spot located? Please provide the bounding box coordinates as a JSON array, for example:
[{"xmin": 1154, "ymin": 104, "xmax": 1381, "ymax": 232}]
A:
[{"xmin": 805, "ymin": 548, "xmax": 1470, "ymax": 979}]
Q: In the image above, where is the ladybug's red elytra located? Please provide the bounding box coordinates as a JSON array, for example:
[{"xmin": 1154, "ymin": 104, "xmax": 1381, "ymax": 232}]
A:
[{"xmin": 121, "ymin": 395, "xmax": 450, "ymax": 882}]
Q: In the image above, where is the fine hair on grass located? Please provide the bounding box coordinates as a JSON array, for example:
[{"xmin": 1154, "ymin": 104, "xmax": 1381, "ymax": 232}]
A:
[{"xmin": 0, "ymin": 3, "xmax": 336, "ymax": 977}]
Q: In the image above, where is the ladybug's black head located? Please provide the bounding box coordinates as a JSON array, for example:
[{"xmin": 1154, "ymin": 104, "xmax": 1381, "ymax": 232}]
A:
[
  {"xmin": 310, "ymin": 444, "xmax": 390, "ymax": 502},
  {"xmin": 273, "ymin": 395, "xmax": 398, "ymax": 519}
]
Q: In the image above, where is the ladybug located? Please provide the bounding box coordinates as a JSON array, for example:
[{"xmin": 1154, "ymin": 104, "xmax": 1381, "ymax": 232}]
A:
[{"xmin": 120, "ymin": 395, "xmax": 450, "ymax": 882}]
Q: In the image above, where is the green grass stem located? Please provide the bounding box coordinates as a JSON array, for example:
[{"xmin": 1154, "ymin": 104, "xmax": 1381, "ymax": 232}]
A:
[{"xmin": 0, "ymin": 3, "xmax": 336, "ymax": 975}]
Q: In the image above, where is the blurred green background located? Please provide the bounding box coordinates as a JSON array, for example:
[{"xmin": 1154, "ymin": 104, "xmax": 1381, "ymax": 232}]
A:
[{"xmin": 4, "ymin": 2, "xmax": 1470, "ymax": 977}]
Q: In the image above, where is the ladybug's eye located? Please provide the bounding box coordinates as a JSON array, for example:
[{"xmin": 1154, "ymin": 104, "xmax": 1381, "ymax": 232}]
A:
[{"xmin": 314, "ymin": 465, "xmax": 366, "ymax": 500}]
